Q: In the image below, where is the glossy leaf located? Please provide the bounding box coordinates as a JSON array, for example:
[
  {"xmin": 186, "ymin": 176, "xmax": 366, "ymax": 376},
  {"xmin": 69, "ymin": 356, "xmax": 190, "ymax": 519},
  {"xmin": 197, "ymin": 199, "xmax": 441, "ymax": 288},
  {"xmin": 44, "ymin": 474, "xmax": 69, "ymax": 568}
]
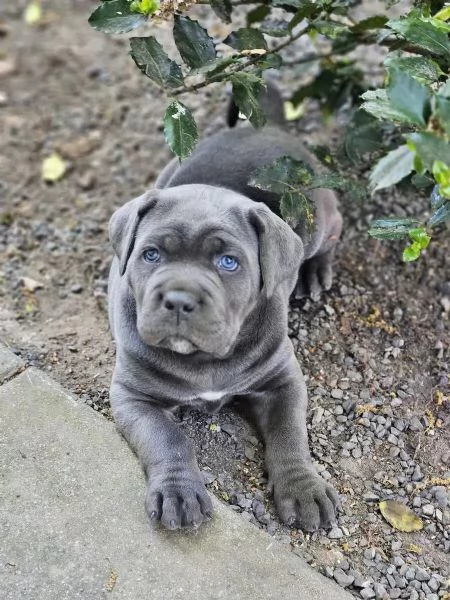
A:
[
  {"xmin": 369, "ymin": 145, "xmax": 415, "ymax": 193},
  {"xmin": 229, "ymin": 73, "xmax": 266, "ymax": 128},
  {"xmin": 351, "ymin": 15, "xmax": 388, "ymax": 33},
  {"xmin": 130, "ymin": 37, "xmax": 183, "ymax": 89},
  {"xmin": 89, "ymin": 0, "xmax": 147, "ymax": 34},
  {"xmin": 429, "ymin": 201, "xmax": 450, "ymax": 226},
  {"xmin": 408, "ymin": 132, "xmax": 450, "ymax": 170},
  {"xmin": 384, "ymin": 54, "xmax": 442, "ymax": 85},
  {"xmin": 249, "ymin": 157, "xmax": 315, "ymax": 228},
  {"xmin": 387, "ymin": 68, "xmax": 431, "ymax": 126},
  {"xmin": 387, "ymin": 16, "xmax": 450, "ymax": 58},
  {"xmin": 434, "ymin": 96, "xmax": 450, "ymax": 136},
  {"xmin": 361, "ymin": 89, "xmax": 415, "ymax": 123},
  {"xmin": 163, "ymin": 101, "xmax": 198, "ymax": 159},
  {"xmin": 368, "ymin": 217, "xmax": 421, "ymax": 240},
  {"xmin": 210, "ymin": 0, "xmax": 232, "ymax": 24},
  {"xmin": 173, "ymin": 15, "xmax": 216, "ymax": 69},
  {"xmin": 224, "ymin": 28, "xmax": 268, "ymax": 51}
]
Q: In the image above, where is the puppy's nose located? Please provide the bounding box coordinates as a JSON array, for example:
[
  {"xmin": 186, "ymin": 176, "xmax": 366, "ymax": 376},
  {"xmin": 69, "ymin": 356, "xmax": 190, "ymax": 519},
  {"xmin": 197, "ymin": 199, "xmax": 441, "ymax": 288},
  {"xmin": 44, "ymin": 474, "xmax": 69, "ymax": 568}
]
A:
[{"xmin": 163, "ymin": 290, "xmax": 198, "ymax": 314}]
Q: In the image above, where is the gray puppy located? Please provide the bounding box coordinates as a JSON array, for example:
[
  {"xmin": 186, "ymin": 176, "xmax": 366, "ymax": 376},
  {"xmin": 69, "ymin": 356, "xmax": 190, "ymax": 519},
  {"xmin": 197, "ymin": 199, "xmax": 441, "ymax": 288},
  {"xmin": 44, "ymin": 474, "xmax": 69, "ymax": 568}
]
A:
[{"xmin": 108, "ymin": 89, "xmax": 342, "ymax": 531}]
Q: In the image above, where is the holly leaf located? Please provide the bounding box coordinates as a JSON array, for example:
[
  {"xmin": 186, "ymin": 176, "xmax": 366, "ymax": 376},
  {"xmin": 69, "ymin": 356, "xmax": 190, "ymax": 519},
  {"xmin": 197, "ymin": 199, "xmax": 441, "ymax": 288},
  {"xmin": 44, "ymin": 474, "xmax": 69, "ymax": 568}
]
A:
[
  {"xmin": 408, "ymin": 132, "xmax": 450, "ymax": 170},
  {"xmin": 130, "ymin": 37, "xmax": 183, "ymax": 89},
  {"xmin": 89, "ymin": 0, "xmax": 147, "ymax": 34},
  {"xmin": 229, "ymin": 73, "xmax": 266, "ymax": 128},
  {"xmin": 163, "ymin": 101, "xmax": 198, "ymax": 159},
  {"xmin": 369, "ymin": 145, "xmax": 415, "ymax": 193},
  {"xmin": 224, "ymin": 28, "xmax": 268, "ymax": 50},
  {"xmin": 368, "ymin": 217, "xmax": 421, "ymax": 240},
  {"xmin": 384, "ymin": 54, "xmax": 442, "ymax": 85},
  {"xmin": 387, "ymin": 68, "xmax": 431, "ymax": 127},
  {"xmin": 173, "ymin": 15, "xmax": 216, "ymax": 69},
  {"xmin": 210, "ymin": 0, "xmax": 232, "ymax": 24},
  {"xmin": 387, "ymin": 16, "xmax": 450, "ymax": 58}
]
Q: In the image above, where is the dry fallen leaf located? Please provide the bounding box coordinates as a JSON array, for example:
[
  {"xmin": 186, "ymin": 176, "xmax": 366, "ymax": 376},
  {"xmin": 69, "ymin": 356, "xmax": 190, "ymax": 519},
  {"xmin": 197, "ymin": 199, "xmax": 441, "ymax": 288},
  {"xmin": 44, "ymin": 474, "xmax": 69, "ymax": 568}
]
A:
[
  {"xmin": 379, "ymin": 500, "xmax": 423, "ymax": 532},
  {"xmin": 24, "ymin": 1, "xmax": 42, "ymax": 26},
  {"xmin": 21, "ymin": 277, "xmax": 44, "ymax": 292},
  {"xmin": 58, "ymin": 131, "xmax": 101, "ymax": 159},
  {"xmin": 42, "ymin": 152, "xmax": 67, "ymax": 183}
]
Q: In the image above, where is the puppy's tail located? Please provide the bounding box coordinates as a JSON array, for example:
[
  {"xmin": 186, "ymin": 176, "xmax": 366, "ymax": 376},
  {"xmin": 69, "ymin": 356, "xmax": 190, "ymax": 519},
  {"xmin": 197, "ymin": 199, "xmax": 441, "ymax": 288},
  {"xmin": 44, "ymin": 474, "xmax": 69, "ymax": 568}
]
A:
[{"xmin": 227, "ymin": 76, "xmax": 286, "ymax": 128}]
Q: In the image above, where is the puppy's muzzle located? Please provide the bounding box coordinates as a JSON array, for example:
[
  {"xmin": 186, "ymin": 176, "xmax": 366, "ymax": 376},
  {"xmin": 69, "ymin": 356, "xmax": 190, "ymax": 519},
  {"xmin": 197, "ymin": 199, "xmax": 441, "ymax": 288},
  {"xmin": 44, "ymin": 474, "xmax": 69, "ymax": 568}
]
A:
[{"xmin": 160, "ymin": 289, "xmax": 200, "ymax": 323}]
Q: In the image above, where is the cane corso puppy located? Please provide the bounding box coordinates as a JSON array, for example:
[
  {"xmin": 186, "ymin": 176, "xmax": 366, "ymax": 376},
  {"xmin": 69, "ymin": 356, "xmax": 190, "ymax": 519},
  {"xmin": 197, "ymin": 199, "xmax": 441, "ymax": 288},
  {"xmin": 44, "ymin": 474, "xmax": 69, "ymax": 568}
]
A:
[{"xmin": 108, "ymin": 86, "xmax": 342, "ymax": 531}]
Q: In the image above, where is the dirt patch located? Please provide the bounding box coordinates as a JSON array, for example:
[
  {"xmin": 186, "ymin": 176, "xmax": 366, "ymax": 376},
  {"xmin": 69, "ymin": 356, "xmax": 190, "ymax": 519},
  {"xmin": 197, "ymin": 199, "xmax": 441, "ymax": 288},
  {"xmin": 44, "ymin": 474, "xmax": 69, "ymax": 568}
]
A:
[{"xmin": 1, "ymin": 2, "xmax": 449, "ymax": 598}]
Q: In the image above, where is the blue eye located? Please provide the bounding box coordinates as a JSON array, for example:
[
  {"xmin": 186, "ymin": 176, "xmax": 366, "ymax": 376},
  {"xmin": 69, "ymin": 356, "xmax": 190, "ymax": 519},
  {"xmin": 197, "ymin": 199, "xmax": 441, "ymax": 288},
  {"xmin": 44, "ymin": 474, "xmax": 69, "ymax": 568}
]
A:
[
  {"xmin": 142, "ymin": 247, "xmax": 161, "ymax": 263},
  {"xmin": 218, "ymin": 255, "xmax": 239, "ymax": 272}
]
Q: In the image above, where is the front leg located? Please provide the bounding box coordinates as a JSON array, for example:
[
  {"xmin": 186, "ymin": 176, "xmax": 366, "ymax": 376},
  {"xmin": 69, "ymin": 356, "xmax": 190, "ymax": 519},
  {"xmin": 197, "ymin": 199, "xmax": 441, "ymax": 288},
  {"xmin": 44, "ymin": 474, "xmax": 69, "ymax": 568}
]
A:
[
  {"xmin": 250, "ymin": 359, "xmax": 340, "ymax": 531},
  {"xmin": 110, "ymin": 382, "xmax": 213, "ymax": 529}
]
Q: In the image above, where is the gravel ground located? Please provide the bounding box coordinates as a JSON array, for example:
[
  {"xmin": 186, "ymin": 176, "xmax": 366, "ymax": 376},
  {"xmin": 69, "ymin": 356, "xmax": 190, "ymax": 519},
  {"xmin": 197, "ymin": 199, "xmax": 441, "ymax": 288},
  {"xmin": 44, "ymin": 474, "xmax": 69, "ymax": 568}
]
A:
[{"xmin": 0, "ymin": 1, "xmax": 449, "ymax": 598}]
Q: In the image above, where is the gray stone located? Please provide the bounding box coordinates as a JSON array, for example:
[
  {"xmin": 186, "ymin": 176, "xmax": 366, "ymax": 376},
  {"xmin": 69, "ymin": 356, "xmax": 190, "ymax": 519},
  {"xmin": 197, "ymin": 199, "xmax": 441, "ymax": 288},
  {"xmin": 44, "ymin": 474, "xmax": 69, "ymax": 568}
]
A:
[
  {"xmin": 0, "ymin": 368, "xmax": 353, "ymax": 600},
  {"xmin": 333, "ymin": 568, "xmax": 355, "ymax": 588},
  {"xmin": 0, "ymin": 344, "xmax": 24, "ymax": 382},
  {"xmin": 328, "ymin": 526, "xmax": 344, "ymax": 539},
  {"xmin": 360, "ymin": 588, "xmax": 375, "ymax": 599},
  {"xmin": 422, "ymin": 504, "xmax": 435, "ymax": 517},
  {"xmin": 415, "ymin": 568, "xmax": 431, "ymax": 582}
]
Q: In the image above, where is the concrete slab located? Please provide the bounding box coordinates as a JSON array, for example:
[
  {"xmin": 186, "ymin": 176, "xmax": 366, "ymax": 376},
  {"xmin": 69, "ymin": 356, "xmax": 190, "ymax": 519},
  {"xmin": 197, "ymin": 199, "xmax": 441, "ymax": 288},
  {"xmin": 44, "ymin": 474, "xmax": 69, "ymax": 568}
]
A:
[
  {"xmin": 0, "ymin": 343, "xmax": 24, "ymax": 382},
  {"xmin": 0, "ymin": 368, "xmax": 353, "ymax": 600}
]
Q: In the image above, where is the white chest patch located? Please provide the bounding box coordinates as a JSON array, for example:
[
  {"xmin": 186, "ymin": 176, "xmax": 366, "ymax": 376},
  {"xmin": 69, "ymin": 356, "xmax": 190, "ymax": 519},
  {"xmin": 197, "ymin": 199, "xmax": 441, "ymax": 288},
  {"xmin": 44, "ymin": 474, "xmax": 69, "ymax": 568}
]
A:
[{"xmin": 198, "ymin": 391, "xmax": 229, "ymax": 401}]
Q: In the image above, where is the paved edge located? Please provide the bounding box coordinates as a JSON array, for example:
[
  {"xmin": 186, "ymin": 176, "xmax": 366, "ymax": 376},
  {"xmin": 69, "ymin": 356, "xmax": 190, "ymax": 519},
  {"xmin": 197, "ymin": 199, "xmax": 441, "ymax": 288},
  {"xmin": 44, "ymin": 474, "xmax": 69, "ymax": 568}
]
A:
[
  {"xmin": 0, "ymin": 343, "xmax": 24, "ymax": 382},
  {"xmin": 0, "ymin": 348, "xmax": 353, "ymax": 600}
]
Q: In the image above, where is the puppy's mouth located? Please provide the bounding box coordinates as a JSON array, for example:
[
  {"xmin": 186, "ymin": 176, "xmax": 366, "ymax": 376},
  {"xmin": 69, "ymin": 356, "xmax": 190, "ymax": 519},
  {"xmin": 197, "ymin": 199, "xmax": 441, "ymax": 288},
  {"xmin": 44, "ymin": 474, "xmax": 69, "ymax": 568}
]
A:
[{"xmin": 160, "ymin": 336, "xmax": 198, "ymax": 355}]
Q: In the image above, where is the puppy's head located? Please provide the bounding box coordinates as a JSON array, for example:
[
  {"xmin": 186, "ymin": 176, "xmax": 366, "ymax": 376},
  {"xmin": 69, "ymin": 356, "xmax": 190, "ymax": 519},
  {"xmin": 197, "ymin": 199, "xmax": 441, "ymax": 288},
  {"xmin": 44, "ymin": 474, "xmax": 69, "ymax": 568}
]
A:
[{"xmin": 110, "ymin": 185, "xmax": 303, "ymax": 357}]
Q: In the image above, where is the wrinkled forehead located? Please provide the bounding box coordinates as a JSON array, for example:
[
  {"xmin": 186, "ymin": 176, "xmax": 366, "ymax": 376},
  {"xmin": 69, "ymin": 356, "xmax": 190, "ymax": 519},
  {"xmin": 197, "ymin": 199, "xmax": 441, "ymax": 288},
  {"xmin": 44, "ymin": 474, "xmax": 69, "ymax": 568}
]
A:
[{"xmin": 137, "ymin": 186, "xmax": 259, "ymax": 251}]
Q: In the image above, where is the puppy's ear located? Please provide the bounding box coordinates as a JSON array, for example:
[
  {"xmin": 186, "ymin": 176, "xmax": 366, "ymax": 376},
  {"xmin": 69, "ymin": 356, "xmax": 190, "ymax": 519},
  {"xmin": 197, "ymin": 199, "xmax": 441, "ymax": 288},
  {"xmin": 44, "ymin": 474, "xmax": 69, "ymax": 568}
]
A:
[
  {"xmin": 250, "ymin": 204, "xmax": 303, "ymax": 298},
  {"xmin": 109, "ymin": 190, "xmax": 159, "ymax": 276}
]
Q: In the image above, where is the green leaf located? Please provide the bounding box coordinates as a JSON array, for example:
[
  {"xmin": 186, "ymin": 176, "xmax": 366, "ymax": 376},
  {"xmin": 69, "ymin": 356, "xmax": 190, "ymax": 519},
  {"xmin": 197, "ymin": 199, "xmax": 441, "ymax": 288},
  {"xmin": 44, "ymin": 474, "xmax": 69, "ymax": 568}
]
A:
[
  {"xmin": 130, "ymin": 37, "xmax": 183, "ymax": 89},
  {"xmin": 408, "ymin": 132, "xmax": 450, "ymax": 170},
  {"xmin": 163, "ymin": 101, "xmax": 198, "ymax": 159},
  {"xmin": 223, "ymin": 28, "xmax": 268, "ymax": 50},
  {"xmin": 408, "ymin": 227, "xmax": 430, "ymax": 248},
  {"xmin": 434, "ymin": 95, "xmax": 450, "ymax": 136},
  {"xmin": 210, "ymin": 0, "xmax": 232, "ymax": 24},
  {"xmin": 432, "ymin": 160, "xmax": 450, "ymax": 189},
  {"xmin": 280, "ymin": 191, "xmax": 313, "ymax": 229},
  {"xmin": 173, "ymin": 15, "xmax": 216, "ymax": 69},
  {"xmin": 387, "ymin": 68, "xmax": 431, "ymax": 126},
  {"xmin": 249, "ymin": 156, "xmax": 315, "ymax": 228},
  {"xmin": 246, "ymin": 5, "xmax": 271, "ymax": 26},
  {"xmin": 229, "ymin": 73, "xmax": 266, "ymax": 128},
  {"xmin": 429, "ymin": 201, "xmax": 450, "ymax": 226},
  {"xmin": 384, "ymin": 54, "xmax": 442, "ymax": 85},
  {"xmin": 368, "ymin": 217, "xmax": 421, "ymax": 240},
  {"xmin": 361, "ymin": 89, "xmax": 417, "ymax": 123},
  {"xmin": 188, "ymin": 56, "xmax": 235, "ymax": 79},
  {"xmin": 351, "ymin": 15, "xmax": 388, "ymax": 33},
  {"xmin": 255, "ymin": 53, "xmax": 282, "ymax": 71},
  {"xmin": 259, "ymin": 19, "xmax": 290, "ymax": 38},
  {"xmin": 387, "ymin": 16, "xmax": 450, "ymax": 58},
  {"xmin": 344, "ymin": 111, "xmax": 384, "ymax": 163},
  {"xmin": 403, "ymin": 242, "xmax": 421, "ymax": 262},
  {"xmin": 434, "ymin": 6, "xmax": 450, "ymax": 21},
  {"xmin": 369, "ymin": 145, "xmax": 415, "ymax": 193},
  {"xmin": 89, "ymin": 0, "xmax": 147, "ymax": 34},
  {"xmin": 129, "ymin": 0, "xmax": 159, "ymax": 16}
]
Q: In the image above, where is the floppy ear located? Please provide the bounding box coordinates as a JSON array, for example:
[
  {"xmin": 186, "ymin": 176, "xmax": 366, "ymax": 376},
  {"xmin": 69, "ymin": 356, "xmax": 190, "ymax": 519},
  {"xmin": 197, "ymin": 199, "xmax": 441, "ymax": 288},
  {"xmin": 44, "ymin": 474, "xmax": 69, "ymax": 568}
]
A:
[
  {"xmin": 109, "ymin": 190, "xmax": 159, "ymax": 276},
  {"xmin": 250, "ymin": 205, "xmax": 304, "ymax": 298}
]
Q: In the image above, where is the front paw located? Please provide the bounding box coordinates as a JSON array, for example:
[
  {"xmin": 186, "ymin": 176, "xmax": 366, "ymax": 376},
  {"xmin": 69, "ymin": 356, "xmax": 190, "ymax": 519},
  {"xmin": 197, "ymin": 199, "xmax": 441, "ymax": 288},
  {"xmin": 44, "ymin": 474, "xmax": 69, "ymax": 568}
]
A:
[
  {"xmin": 273, "ymin": 469, "xmax": 340, "ymax": 531},
  {"xmin": 145, "ymin": 467, "xmax": 213, "ymax": 530}
]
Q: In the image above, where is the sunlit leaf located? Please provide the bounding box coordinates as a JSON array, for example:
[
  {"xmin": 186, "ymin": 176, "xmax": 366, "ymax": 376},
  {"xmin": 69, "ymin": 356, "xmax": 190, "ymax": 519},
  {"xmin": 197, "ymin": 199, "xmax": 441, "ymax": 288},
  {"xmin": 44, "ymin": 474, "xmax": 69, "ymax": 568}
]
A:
[
  {"xmin": 379, "ymin": 500, "xmax": 423, "ymax": 532},
  {"xmin": 163, "ymin": 101, "xmax": 198, "ymax": 159},
  {"xmin": 42, "ymin": 153, "xmax": 66, "ymax": 183},
  {"xmin": 369, "ymin": 145, "xmax": 415, "ymax": 193}
]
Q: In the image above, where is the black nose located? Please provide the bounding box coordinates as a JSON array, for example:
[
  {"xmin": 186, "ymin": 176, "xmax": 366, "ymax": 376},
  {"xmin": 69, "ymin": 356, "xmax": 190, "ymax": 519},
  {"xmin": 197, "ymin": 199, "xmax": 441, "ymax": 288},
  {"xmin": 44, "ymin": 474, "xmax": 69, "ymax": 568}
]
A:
[{"xmin": 162, "ymin": 290, "xmax": 198, "ymax": 314}]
